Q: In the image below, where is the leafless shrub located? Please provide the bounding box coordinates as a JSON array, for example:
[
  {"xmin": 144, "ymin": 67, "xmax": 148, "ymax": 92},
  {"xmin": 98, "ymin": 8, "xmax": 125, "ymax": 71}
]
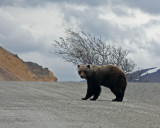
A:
[{"xmin": 53, "ymin": 29, "xmax": 136, "ymax": 73}]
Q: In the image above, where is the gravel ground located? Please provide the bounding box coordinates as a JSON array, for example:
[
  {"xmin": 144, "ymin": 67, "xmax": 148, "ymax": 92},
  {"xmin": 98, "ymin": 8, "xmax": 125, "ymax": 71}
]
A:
[{"xmin": 0, "ymin": 82, "xmax": 159, "ymax": 128}]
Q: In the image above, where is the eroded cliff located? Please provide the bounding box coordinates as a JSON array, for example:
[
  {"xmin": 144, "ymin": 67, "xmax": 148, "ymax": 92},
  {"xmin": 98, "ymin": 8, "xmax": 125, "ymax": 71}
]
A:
[{"xmin": 0, "ymin": 46, "xmax": 57, "ymax": 81}]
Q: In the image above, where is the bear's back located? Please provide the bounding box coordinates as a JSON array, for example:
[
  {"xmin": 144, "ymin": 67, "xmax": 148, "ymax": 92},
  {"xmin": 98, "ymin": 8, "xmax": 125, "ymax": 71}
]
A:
[
  {"xmin": 102, "ymin": 65, "xmax": 124, "ymax": 74},
  {"xmin": 91, "ymin": 64, "xmax": 124, "ymax": 75}
]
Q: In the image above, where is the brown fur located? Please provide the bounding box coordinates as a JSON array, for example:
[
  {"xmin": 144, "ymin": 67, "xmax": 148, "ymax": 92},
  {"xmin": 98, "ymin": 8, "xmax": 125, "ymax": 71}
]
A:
[{"xmin": 78, "ymin": 64, "xmax": 127, "ymax": 101}]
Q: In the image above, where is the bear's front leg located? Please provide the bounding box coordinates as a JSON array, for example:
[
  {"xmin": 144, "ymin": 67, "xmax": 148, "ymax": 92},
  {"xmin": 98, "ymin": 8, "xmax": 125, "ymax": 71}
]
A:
[
  {"xmin": 82, "ymin": 80, "xmax": 94, "ymax": 100},
  {"xmin": 90, "ymin": 85, "xmax": 101, "ymax": 101},
  {"xmin": 82, "ymin": 86, "xmax": 94, "ymax": 100}
]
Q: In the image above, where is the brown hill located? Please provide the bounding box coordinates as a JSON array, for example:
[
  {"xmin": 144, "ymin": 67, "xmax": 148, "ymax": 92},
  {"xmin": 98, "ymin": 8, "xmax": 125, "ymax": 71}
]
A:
[{"xmin": 0, "ymin": 46, "xmax": 57, "ymax": 82}]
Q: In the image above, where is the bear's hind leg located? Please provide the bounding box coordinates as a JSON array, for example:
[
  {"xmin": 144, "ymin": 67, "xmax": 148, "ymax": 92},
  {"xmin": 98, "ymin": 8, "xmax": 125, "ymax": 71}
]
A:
[
  {"xmin": 112, "ymin": 92, "xmax": 124, "ymax": 102},
  {"xmin": 111, "ymin": 89, "xmax": 124, "ymax": 102}
]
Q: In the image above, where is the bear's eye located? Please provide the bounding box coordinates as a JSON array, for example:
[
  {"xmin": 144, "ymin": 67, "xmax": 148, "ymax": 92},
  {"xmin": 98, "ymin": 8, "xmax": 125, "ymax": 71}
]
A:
[
  {"xmin": 78, "ymin": 71, "xmax": 81, "ymax": 74},
  {"xmin": 84, "ymin": 71, "xmax": 87, "ymax": 74}
]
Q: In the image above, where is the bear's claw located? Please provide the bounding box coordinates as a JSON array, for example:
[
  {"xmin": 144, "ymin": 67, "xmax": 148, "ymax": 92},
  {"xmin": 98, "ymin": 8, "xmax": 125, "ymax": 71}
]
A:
[
  {"xmin": 82, "ymin": 98, "xmax": 87, "ymax": 100},
  {"xmin": 112, "ymin": 98, "xmax": 123, "ymax": 102},
  {"xmin": 90, "ymin": 98, "xmax": 97, "ymax": 101}
]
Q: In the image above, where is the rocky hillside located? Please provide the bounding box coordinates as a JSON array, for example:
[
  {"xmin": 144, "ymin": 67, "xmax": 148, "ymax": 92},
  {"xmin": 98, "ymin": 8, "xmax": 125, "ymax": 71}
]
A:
[{"xmin": 0, "ymin": 46, "xmax": 57, "ymax": 81}]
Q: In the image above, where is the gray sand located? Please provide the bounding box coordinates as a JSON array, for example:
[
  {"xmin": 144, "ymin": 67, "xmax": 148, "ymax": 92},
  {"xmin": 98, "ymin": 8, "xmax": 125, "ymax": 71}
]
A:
[{"xmin": 0, "ymin": 82, "xmax": 159, "ymax": 128}]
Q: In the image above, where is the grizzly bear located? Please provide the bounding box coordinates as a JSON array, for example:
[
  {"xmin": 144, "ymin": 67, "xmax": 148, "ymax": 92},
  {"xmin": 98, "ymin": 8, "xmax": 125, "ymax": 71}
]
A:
[{"xmin": 77, "ymin": 64, "xmax": 127, "ymax": 102}]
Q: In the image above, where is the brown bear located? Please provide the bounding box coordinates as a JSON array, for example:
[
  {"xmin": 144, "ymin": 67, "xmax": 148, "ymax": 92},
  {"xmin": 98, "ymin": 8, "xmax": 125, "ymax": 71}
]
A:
[{"xmin": 77, "ymin": 64, "xmax": 127, "ymax": 102}]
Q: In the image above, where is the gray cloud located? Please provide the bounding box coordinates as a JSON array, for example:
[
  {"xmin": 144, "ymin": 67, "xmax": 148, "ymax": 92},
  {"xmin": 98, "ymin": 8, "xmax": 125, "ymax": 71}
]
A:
[
  {"xmin": 61, "ymin": 4, "xmax": 144, "ymax": 43},
  {"xmin": 122, "ymin": 0, "xmax": 160, "ymax": 14},
  {"xmin": 0, "ymin": 10, "xmax": 45, "ymax": 54},
  {"xmin": 0, "ymin": 0, "xmax": 108, "ymax": 7},
  {"xmin": 61, "ymin": 4, "xmax": 116, "ymax": 40},
  {"xmin": 1, "ymin": 0, "xmax": 160, "ymax": 14}
]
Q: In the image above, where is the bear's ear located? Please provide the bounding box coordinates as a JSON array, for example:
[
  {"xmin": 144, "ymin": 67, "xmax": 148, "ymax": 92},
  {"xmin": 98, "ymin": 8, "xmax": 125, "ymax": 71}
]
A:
[
  {"xmin": 87, "ymin": 65, "xmax": 90, "ymax": 68},
  {"xmin": 78, "ymin": 65, "xmax": 80, "ymax": 68}
]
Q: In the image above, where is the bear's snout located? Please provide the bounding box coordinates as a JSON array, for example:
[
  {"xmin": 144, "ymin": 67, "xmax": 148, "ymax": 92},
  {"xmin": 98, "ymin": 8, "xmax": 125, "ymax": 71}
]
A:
[
  {"xmin": 79, "ymin": 71, "xmax": 86, "ymax": 79},
  {"xmin": 80, "ymin": 75, "xmax": 84, "ymax": 78}
]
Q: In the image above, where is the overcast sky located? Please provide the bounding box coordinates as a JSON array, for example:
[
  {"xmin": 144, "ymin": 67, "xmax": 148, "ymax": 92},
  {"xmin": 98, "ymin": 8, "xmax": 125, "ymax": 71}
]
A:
[{"xmin": 0, "ymin": 0, "xmax": 160, "ymax": 81}]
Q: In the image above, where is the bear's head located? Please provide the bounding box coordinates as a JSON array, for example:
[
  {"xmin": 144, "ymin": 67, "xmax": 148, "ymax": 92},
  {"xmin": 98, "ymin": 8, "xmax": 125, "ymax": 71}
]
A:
[{"xmin": 77, "ymin": 65, "xmax": 92, "ymax": 79}]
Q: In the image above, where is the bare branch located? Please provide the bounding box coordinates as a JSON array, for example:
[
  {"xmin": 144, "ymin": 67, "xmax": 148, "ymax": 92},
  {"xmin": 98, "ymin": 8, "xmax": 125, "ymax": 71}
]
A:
[{"xmin": 52, "ymin": 29, "xmax": 136, "ymax": 72}]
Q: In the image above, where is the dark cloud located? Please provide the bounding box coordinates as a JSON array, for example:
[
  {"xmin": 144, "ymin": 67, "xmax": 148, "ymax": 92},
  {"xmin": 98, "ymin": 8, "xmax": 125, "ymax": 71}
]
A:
[
  {"xmin": 0, "ymin": 0, "xmax": 108, "ymax": 7},
  {"xmin": 61, "ymin": 4, "xmax": 116, "ymax": 40},
  {"xmin": 1, "ymin": 0, "xmax": 159, "ymax": 14},
  {"xmin": 112, "ymin": 7, "xmax": 129, "ymax": 16},
  {"xmin": 122, "ymin": 0, "xmax": 160, "ymax": 14},
  {"xmin": 61, "ymin": 4, "xmax": 143, "ymax": 44}
]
